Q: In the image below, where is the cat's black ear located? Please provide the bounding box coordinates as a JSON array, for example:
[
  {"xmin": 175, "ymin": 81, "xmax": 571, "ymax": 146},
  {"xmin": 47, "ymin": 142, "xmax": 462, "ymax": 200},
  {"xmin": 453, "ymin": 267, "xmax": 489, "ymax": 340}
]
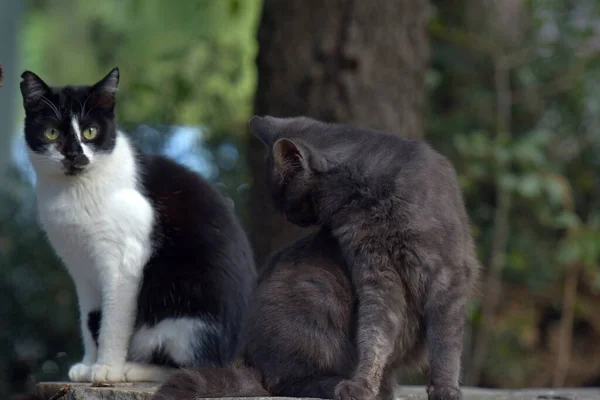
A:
[
  {"xmin": 273, "ymin": 138, "xmax": 327, "ymax": 180},
  {"xmin": 20, "ymin": 71, "xmax": 51, "ymax": 108},
  {"xmin": 249, "ymin": 115, "xmax": 277, "ymax": 146},
  {"xmin": 90, "ymin": 67, "xmax": 119, "ymax": 108}
]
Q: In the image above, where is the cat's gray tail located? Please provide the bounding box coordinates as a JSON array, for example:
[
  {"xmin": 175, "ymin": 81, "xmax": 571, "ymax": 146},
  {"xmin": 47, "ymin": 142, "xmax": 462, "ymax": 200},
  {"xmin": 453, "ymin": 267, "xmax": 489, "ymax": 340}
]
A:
[{"xmin": 151, "ymin": 365, "xmax": 268, "ymax": 400}]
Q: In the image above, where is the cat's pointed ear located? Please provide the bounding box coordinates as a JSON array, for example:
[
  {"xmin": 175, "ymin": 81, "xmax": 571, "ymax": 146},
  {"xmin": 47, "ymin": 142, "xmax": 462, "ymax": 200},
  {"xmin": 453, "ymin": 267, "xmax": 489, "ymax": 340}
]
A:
[
  {"xmin": 20, "ymin": 71, "xmax": 51, "ymax": 108},
  {"xmin": 273, "ymin": 138, "xmax": 327, "ymax": 180},
  {"xmin": 93, "ymin": 67, "xmax": 119, "ymax": 94},
  {"xmin": 90, "ymin": 67, "xmax": 119, "ymax": 108},
  {"xmin": 249, "ymin": 115, "xmax": 277, "ymax": 146}
]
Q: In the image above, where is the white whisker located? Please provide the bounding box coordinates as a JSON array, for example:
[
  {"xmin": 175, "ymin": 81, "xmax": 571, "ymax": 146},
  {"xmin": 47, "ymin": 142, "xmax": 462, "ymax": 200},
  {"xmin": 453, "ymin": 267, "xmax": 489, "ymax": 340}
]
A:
[
  {"xmin": 74, "ymin": 96, "xmax": 84, "ymax": 114},
  {"xmin": 81, "ymin": 93, "xmax": 95, "ymax": 120},
  {"xmin": 40, "ymin": 96, "xmax": 61, "ymax": 120},
  {"xmin": 82, "ymin": 103, "xmax": 101, "ymax": 120}
]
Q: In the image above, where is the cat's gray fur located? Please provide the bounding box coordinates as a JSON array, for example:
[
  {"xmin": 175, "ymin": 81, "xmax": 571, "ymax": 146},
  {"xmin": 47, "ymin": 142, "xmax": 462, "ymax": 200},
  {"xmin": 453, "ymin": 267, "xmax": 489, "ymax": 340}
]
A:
[{"xmin": 252, "ymin": 116, "xmax": 480, "ymax": 400}]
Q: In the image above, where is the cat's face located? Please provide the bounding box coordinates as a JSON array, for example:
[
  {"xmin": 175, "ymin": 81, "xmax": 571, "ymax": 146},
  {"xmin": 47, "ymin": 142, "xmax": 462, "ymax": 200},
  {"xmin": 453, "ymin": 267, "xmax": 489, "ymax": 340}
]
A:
[
  {"xmin": 20, "ymin": 68, "xmax": 119, "ymax": 177},
  {"xmin": 249, "ymin": 116, "xmax": 332, "ymax": 227}
]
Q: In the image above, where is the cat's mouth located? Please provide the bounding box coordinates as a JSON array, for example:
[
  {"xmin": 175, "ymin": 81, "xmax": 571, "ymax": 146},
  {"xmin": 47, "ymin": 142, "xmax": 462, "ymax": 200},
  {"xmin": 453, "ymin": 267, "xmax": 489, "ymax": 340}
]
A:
[
  {"xmin": 64, "ymin": 166, "xmax": 87, "ymax": 176},
  {"xmin": 62, "ymin": 157, "xmax": 90, "ymax": 176}
]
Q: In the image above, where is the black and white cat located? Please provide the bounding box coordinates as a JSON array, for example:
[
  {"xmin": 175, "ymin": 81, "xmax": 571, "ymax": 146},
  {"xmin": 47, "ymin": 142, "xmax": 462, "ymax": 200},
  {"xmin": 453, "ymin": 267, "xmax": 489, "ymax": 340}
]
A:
[{"xmin": 19, "ymin": 68, "xmax": 256, "ymax": 383}]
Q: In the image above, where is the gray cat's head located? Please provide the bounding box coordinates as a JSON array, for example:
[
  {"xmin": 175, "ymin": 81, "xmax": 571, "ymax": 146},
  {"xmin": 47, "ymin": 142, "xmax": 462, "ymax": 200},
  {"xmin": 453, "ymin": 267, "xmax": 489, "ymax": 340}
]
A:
[
  {"xmin": 20, "ymin": 68, "xmax": 119, "ymax": 177},
  {"xmin": 249, "ymin": 115, "xmax": 336, "ymax": 227}
]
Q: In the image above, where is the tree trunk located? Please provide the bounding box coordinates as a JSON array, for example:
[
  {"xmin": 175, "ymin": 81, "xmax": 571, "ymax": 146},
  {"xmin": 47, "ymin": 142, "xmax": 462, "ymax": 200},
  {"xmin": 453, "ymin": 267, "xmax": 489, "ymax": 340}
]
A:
[{"xmin": 249, "ymin": 0, "xmax": 430, "ymax": 265}]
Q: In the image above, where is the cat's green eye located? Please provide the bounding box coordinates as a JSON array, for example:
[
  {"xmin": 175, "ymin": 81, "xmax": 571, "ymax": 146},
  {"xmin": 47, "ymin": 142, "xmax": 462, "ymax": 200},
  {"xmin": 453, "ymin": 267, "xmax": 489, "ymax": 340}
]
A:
[
  {"xmin": 44, "ymin": 127, "xmax": 60, "ymax": 141},
  {"xmin": 82, "ymin": 127, "xmax": 98, "ymax": 141}
]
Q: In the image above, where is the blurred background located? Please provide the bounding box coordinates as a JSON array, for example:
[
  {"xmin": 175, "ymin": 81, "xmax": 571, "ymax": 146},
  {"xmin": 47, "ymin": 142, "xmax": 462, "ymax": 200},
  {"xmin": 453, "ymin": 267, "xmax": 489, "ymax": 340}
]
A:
[{"xmin": 1, "ymin": 0, "xmax": 599, "ymax": 398}]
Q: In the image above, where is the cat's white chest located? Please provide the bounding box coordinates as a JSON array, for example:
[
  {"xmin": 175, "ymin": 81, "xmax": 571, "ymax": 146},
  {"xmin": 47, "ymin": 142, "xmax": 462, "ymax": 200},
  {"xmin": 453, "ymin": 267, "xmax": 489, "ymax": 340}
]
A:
[{"xmin": 36, "ymin": 177, "xmax": 154, "ymax": 281}]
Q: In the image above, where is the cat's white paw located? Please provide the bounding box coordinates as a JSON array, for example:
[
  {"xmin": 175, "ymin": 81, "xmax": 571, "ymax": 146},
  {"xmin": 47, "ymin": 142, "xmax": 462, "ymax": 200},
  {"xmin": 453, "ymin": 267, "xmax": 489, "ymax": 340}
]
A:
[
  {"xmin": 90, "ymin": 363, "xmax": 126, "ymax": 383},
  {"xmin": 123, "ymin": 362, "xmax": 175, "ymax": 382},
  {"xmin": 68, "ymin": 363, "xmax": 92, "ymax": 382}
]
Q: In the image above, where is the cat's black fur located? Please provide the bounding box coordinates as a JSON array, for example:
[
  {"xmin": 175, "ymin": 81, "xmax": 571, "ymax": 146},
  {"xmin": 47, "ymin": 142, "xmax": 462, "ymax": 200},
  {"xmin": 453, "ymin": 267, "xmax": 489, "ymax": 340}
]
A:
[
  {"xmin": 20, "ymin": 69, "xmax": 256, "ymax": 372},
  {"xmin": 153, "ymin": 116, "xmax": 479, "ymax": 400},
  {"xmin": 134, "ymin": 151, "xmax": 256, "ymax": 365}
]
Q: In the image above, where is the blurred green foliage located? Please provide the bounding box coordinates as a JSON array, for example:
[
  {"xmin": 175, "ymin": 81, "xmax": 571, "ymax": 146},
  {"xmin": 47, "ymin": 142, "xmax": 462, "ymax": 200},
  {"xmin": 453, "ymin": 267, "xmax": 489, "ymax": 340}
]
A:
[
  {"xmin": 428, "ymin": 0, "xmax": 600, "ymax": 388},
  {"xmin": 22, "ymin": 0, "xmax": 259, "ymax": 131}
]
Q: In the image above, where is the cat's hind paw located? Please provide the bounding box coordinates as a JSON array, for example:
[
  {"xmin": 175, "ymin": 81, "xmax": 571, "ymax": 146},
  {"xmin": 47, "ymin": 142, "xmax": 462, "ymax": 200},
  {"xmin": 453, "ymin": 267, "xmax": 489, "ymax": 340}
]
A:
[
  {"xmin": 335, "ymin": 379, "xmax": 376, "ymax": 400},
  {"xmin": 88, "ymin": 362, "xmax": 175, "ymax": 383},
  {"xmin": 68, "ymin": 363, "xmax": 92, "ymax": 382},
  {"xmin": 90, "ymin": 363, "xmax": 126, "ymax": 383},
  {"xmin": 123, "ymin": 362, "xmax": 176, "ymax": 382}
]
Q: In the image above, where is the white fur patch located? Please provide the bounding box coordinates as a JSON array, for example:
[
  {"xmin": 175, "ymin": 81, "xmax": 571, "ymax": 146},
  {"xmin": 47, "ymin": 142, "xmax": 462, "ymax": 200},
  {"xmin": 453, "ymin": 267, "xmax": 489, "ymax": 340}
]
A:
[
  {"xmin": 71, "ymin": 116, "xmax": 82, "ymax": 141},
  {"xmin": 71, "ymin": 116, "xmax": 94, "ymax": 161},
  {"xmin": 121, "ymin": 362, "xmax": 176, "ymax": 382},
  {"xmin": 27, "ymin": 145, "xmax": 65, "ymax": 177},
  {"xmin": 129, "ymin": 318, "xmax": 220, "ymax": 366}
]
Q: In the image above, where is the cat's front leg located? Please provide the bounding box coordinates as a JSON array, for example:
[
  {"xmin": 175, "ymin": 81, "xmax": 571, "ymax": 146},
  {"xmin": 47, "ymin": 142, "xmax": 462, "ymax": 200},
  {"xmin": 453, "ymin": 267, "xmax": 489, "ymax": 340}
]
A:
[
  {"xmin": 90, "ymin": 268, "xmax": 140, "ymax": 383},
  {"xmin": 90, "ymin": 243, "xmax": 145, "ymax": 384},
  {"xmin": 334, "ymin": 252, "xmax": 405, "ymax": 400},
  {"xmin": 425, "ymin": 279, "xmax": 467, "ymax": 400},
  {"xmin": 68, "ymin": 279, "xmax": 101, "ymax": 382}
]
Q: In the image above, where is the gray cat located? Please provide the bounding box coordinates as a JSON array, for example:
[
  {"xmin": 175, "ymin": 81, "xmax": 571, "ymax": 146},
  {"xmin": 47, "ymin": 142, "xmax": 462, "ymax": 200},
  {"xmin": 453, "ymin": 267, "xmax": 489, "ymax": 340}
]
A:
[{"xmin": 154, "ymin": 116, "xmax": 480, "ymax": 400}]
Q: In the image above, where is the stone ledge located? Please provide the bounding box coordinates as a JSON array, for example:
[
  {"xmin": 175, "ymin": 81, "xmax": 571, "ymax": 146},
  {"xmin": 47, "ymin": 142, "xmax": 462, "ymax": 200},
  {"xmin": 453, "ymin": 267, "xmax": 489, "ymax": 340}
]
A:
[
  {"xmin": 37, "ymin": 382, "xmax": 600, "ymax": 400},
  {"xmin": 37, "ymin": 382, "xmax": 156, "ymax": 400}
]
